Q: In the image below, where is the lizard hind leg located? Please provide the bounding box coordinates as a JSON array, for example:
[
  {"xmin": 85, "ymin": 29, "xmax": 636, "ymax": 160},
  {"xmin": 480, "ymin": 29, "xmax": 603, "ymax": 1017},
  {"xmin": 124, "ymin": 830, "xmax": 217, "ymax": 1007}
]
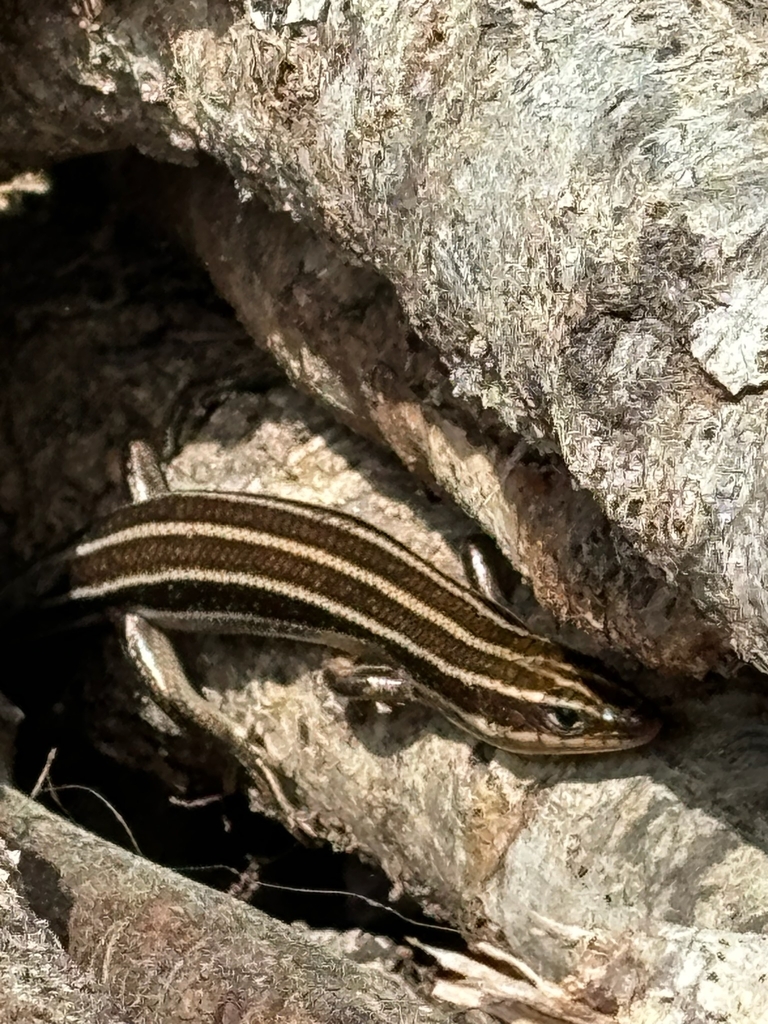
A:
[{"xmin": 122, "ymin": 613, "xmax": 315, "ymax": 838}]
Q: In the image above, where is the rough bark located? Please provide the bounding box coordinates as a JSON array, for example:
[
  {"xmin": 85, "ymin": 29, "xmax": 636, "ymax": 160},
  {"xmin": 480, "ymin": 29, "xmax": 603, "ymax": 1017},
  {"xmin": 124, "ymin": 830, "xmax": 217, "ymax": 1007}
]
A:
[
  {"xmin": 1, "ymin": 2, "xmax": 768, "ymax": 1023},
  {"xmin": 0, "ymin": 787, "xmax": 458, "ymax": 1024},
  {"xmin": 0, "ymin": 838, "xmax": 126, "ymax": 1023}
]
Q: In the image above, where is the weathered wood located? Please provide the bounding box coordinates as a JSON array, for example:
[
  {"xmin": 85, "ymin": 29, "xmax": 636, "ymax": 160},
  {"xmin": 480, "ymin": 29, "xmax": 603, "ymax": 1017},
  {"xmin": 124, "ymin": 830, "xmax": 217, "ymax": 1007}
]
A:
[
  {"xmin": 2, "ymin": 3, "xmax": 768, "ymax": 1021},
  {"xmin": 0, "ymin": 786, "xmax": 456, "ymax": 1024}
]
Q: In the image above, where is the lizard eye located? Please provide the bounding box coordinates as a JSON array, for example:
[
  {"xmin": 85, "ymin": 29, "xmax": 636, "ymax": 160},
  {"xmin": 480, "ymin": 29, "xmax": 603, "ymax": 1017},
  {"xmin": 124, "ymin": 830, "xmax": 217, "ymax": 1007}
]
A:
[{"xmin": 542, "ymin": 705, "xmax": 586, "ymax": 735}]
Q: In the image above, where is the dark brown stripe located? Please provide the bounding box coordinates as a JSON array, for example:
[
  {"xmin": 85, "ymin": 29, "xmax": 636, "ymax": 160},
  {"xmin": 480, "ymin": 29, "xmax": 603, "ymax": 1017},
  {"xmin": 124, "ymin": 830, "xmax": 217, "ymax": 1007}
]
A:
[
  {"xmin": 84, "ymin": 493, "xmax": 521, "ymax": 642},
  {"xmin": 69, "ymin": 532, "xmax": 579, "ymax": 714},
  {"xmin": 72, "ymin": 532, "xmax": 547, "ymax": 672}
]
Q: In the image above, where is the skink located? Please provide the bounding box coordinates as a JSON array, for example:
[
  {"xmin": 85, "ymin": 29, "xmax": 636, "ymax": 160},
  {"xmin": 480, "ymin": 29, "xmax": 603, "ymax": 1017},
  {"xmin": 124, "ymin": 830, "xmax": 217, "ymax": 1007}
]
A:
[{"xmin": 5, "ymin": 441, "xmax": 660, "ymax": 755}]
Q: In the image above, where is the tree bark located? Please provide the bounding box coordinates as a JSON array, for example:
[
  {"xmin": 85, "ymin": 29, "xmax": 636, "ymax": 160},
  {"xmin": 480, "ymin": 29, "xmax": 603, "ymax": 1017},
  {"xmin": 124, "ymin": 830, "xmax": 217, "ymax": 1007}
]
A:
[
  {"xmin": 0, "ymin": 787, "xmax": 457, "ymax": 1024},
  {"xmin": 2, "ymin": 2, "xmax": 768, "ymax": 1022}
]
